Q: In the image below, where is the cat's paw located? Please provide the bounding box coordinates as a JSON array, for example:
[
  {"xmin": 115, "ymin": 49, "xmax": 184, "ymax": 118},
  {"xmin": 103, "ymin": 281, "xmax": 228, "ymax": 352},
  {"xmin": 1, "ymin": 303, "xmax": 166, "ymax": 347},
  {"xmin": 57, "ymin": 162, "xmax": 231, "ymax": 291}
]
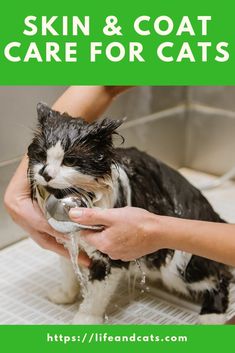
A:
[
  {"xmin": 72, "ymin": 312, "xmax": 104, "ymax": 325},
  {"xmin": 47, "ymin": 285, "xmax": 79, "ymax": 304},
  {"xmin": 199, "ymin": 313, "xmax": 226, "ymax": 325}
]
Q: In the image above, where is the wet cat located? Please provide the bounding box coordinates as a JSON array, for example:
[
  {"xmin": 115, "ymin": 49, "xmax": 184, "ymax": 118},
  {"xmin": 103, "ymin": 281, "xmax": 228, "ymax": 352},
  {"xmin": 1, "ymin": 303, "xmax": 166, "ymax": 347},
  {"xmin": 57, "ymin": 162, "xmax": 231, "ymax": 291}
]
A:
[{"xmin": 27, "ymin": 102, "xmax": 233, "ymax": 324}]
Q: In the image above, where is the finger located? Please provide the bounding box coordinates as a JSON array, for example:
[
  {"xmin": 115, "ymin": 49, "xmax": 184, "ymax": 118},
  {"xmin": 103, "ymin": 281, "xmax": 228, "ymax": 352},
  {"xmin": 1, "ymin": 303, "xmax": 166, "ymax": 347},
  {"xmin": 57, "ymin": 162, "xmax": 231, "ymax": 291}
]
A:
[
  {"xmin": 80, "ymin": 230, "xmax": 114, "ymax": 256},
  {"xmin": 80, "ymin": 229, "xmax": 97, "ymax": 237},
  {"xmin": 69, "ymin": 208, "xmax": 112, "ymax": 226},
  {"xmin": 109, "ymin": 254, "xmax": 119, "ymax": 260},
  {"xmin": 45, "ymin": 224, "xmax": 69, "ymax": 240},
  {"xmin": 78, "ymin": 251, "xmax": 92, "ymax": 268},
  {"xmin": 109, "ymin": 254, "xmax": 132, "ymax": 261},
  {"xmin": 38, "ymin": 232, "xmax": 91, "ymax": 267},
  {"xmin": 80, "ymin": 230, "xmax": 104, "ymax": 248},
  {"xmin": 32, "ymin": 201, "xmax": 66, "ymax": 240}
]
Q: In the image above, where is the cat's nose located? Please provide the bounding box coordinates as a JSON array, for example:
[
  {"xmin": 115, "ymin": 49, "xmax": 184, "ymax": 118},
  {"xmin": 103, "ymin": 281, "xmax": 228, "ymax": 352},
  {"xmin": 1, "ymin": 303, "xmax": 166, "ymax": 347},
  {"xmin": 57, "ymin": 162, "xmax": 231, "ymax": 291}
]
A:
[{"xmin": 39, "ymin": 166, "xmax": 53, "ymax": 182}]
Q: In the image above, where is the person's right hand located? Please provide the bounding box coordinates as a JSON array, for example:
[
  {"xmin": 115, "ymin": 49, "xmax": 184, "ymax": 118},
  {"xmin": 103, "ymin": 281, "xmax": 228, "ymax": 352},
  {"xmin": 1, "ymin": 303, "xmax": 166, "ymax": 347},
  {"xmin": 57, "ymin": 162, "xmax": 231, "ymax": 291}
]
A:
[{"xmin": 4, "ymin": 155, "xmax": 90, "ymax": 267}]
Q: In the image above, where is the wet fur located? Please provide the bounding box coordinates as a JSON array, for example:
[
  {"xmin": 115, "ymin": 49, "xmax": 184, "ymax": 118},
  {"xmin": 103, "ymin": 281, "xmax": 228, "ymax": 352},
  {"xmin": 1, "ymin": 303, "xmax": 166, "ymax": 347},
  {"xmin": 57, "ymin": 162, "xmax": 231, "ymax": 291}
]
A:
[{"xmin": 27, "ymin": 103, "xmax": 233, "ymax": 324}]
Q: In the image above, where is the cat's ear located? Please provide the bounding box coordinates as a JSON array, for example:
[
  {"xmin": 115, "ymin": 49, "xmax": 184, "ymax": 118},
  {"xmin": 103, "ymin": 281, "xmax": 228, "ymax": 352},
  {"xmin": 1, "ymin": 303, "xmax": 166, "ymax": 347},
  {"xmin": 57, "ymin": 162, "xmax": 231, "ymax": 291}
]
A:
[
  {"xmin": 36, "ymin": 102, "xmax": 53, "ymax": 124},
  {"xmin": 91, "ymin": 117, "xmax": 125, "ymax": 138}
]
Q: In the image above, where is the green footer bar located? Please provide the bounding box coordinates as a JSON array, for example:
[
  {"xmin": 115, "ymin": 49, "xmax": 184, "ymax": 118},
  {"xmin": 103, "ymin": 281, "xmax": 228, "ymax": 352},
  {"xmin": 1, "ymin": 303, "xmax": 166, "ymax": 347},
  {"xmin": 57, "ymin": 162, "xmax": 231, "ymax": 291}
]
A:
[{"xmin": 0, "ymin": 325, "xmax": 234, "ymax": 353}]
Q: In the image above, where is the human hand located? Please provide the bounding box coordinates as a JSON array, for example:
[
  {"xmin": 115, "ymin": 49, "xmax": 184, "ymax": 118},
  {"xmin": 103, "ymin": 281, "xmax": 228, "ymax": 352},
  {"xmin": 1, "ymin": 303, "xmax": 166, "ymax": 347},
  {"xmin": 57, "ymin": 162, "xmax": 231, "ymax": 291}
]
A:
[
  {"xmin": 69, "ymin": 206, "xmax": 162, "ymax": 261},
  {"xmin": 4, "ymin": 156, "xmax": 90, "ymax": 267}
]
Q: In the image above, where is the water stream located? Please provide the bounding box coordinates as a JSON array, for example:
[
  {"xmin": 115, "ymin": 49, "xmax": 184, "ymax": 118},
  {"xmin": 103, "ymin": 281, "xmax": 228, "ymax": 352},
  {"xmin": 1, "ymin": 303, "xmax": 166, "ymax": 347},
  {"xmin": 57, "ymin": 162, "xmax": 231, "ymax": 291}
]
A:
[
  {"xmin": 65, "ymin": 232, "xmax": 87, "ymax": 296},
  {"xmin": 135, "ymin": 259, "xmax": 148, "ymax": 294}
]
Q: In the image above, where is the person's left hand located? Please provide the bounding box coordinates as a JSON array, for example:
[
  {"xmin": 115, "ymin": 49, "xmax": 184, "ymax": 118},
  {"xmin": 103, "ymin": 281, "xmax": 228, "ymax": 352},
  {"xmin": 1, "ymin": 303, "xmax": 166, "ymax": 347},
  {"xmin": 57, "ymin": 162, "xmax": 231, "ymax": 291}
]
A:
[{"xmin": 69, "ymin": 206, "xmax": 162, "ymax": 261}]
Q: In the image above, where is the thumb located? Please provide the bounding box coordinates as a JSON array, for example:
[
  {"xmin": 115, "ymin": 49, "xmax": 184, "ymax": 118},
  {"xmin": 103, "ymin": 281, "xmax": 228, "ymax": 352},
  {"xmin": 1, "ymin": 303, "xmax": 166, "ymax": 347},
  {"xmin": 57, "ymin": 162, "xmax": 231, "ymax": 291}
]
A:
[{"xmin": 69, "ymin": 207, "xmax": 111, "ymax": 226}]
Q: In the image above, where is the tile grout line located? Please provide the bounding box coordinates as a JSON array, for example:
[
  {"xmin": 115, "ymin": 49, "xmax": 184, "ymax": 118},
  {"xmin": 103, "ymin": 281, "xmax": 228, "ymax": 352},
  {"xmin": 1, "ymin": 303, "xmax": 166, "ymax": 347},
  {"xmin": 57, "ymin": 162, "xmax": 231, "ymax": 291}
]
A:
[
  {"xmin": 0, "ymin": 155, "xmax": 23, "ymax": 168},
  {"xmin": 189, "ymin": 103, "xmax": 235, "ymax": 118},
  {"xmin": 120, "ymin": 105, "xmax": 186, "ymax": 130},
  {"xmin": 1, "ymin": 103, "xmax": 235, "ymax": 169}
]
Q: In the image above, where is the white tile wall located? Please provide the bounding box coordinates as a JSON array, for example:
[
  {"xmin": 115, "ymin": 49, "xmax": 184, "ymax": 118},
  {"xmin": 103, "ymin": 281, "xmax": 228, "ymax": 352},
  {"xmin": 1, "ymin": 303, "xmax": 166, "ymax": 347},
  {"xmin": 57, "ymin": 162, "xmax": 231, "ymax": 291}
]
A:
[{"xmin": 0, "ymin": 86, "xmax": 66, "ymax": 162}]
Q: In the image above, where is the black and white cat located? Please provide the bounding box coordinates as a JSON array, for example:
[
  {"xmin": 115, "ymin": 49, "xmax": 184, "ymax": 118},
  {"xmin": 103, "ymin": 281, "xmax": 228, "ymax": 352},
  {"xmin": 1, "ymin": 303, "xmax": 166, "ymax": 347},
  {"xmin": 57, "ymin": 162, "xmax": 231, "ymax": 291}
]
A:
[{"xmin": 27, "ymin": 102, "xmax": 233, "ymax": 325}]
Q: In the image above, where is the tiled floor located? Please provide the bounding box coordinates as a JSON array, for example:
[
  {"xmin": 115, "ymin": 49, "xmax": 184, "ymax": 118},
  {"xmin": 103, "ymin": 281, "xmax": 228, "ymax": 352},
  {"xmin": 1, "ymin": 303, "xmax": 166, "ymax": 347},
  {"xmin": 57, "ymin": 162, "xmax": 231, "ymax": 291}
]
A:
[
  {"xmin": 0, "ymin": 168, "xmax": 235, "ymax": 324},
  {"xmin": 0, "ymin": 238, "xmax": 202, "ymax": 325}
]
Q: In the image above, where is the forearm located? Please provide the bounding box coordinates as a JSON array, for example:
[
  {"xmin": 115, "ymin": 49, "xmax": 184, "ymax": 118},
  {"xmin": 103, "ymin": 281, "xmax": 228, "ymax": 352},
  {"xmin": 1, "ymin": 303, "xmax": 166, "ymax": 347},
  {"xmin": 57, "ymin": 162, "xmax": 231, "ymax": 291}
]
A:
[
  {"xmin": 155, "ymin": 215, "xmax": 235, "ymax": 266},
  {"xmin": 4, "ymin": 155, "xmax": 29, "ymax": 208},
  {"xmin": 52, "ymin": 86, "xmax": 130, "ymax": 122}
]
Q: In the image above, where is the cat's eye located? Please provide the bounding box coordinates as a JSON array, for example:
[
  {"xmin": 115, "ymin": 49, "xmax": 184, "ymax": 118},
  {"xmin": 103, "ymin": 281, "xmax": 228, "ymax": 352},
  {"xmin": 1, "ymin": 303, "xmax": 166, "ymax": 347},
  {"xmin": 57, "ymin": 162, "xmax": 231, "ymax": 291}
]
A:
[
  {"xmin": 63, "ymin": 156, "xmax": 77, "ymax": 167},
  {"xmin": 35, "ymin": 150, "xmax": 46, "ymax": 161}
]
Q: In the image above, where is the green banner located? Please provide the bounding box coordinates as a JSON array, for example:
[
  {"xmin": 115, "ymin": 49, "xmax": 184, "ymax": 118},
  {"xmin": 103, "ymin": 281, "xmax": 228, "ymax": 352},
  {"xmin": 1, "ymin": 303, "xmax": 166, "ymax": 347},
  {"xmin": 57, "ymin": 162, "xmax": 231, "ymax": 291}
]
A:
[
  {"xmin": 0, "ymin": 0, "xmax": 235, "ymax": 84},
  {"xmin": 0, "ymin": 325, "xmax": 234, "ymax": 353}
]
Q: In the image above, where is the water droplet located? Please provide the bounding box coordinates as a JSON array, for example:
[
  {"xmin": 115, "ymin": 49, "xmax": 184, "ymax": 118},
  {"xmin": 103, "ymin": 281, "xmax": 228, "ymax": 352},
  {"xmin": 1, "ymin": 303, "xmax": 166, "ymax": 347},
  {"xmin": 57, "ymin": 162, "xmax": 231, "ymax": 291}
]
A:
[
  {"xmin": 98, "ymin": 154, "xmax": 104, "ymax": 161},
  {"xmin": 135, "ymin": 259, "xmax": 147, "ymax": 294}
]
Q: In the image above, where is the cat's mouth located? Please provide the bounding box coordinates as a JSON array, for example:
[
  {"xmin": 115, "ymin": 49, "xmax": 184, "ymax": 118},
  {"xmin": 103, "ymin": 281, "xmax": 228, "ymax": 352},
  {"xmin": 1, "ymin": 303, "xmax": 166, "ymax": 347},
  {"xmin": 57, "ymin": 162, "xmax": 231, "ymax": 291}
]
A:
[
  {"xmin": 44, "ymin": 185, "xmax": 95, "ymax": 201},
  {"xmin": 33, "ymin": 165, "xmax": 116, "ymax": 206}
]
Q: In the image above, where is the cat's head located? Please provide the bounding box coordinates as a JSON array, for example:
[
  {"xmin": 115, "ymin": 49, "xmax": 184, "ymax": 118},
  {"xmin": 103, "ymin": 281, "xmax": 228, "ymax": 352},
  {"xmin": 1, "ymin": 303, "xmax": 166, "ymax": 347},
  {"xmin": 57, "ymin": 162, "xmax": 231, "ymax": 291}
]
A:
[{"xmin": 28, "ymin": 102, "xmax": 124, "ymax": 197}]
